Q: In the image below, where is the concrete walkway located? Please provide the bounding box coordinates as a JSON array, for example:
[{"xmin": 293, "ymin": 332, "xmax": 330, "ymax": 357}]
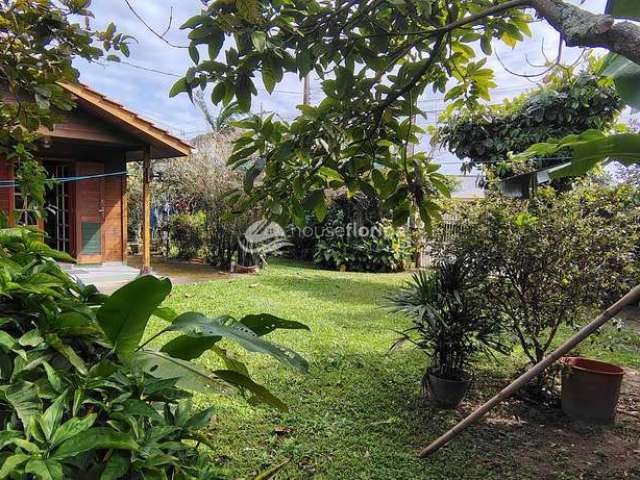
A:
[
  {"xmin": 60, "ymin": 257, "xmax": 234, "ymax": 294},
  {"xmin": 60, "ymin": 262, "xmax": 140, "ymax": 293}
]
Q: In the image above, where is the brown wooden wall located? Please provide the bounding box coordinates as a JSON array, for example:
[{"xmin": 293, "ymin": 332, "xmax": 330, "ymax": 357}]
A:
[
  {"xmin": 0, "ymin": 161, "xmax": 12, "ymax": 219},
  {"xmin": 74, "ymin": 153, "xmax": 127, "ymax": 264}
]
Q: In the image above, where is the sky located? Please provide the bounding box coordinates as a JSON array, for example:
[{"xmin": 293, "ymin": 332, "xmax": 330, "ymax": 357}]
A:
[{"xmin": 76, "ymin": 0, "xmax": 625, "ymax": 174}]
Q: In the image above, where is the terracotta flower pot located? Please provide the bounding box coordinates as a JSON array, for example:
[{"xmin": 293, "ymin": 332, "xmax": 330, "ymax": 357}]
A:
[
  {"xmin": 425, "ymin": 369, "xmax": 471, "ymax": 409},
  {"xmin": 561, "ymin": 357, "xmax": 624, "ymax": 425}
]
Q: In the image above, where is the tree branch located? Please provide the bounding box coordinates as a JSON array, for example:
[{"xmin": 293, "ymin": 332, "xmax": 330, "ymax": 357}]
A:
[{"xmin": 529, "ymin": 0, "xmax": 640, "ymax": 65}]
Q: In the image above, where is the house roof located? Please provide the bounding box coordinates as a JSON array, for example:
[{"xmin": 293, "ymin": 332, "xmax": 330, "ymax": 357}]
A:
[{"xmin": 58, "ymin": 82, "xmax": 193, "ymax": 159}]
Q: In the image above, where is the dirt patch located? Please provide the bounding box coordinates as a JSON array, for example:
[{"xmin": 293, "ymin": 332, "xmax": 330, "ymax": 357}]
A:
[
  {"xmin": 127, "ymin": 255, "xmax": 236, "ymax": 284},
  {"xmin": 420, "ymin": 371, "xmax": 640, "ymax": 479}
]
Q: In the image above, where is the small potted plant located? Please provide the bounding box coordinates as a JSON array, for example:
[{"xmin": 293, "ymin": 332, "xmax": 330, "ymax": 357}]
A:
[{"xmin": 387, "ymin": 258, "xmax": 506, "ymax": 408}]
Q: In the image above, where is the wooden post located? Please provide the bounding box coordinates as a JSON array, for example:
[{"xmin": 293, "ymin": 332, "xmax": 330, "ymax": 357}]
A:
[
  {"xmin": 418, "ymin": 284, "xmax": 640, "ymax": 458},
  {"xmin": 141, "ymin": 145, "xmax": 152, "ymax": 275}
]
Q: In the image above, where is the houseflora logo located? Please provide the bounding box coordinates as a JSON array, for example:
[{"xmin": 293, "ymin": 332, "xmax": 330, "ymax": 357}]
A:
[
  {"xmin": 240, "ymin": 220, "xmax": 292, "ymax": 255},
  {"xmin": 240, "ymin": 219, "xmax": 386, "ymax": 255}
]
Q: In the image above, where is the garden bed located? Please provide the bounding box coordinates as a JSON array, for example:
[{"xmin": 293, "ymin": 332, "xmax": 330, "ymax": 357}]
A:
[{"xmin": 152, "ymin": 259, "xmax": 640, "ymax": 479}]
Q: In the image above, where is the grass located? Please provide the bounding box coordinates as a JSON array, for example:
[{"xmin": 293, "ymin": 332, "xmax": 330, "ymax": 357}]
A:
[{"xmin": 157, "ymin": 259, "xmax": 640, "ymax": 479}]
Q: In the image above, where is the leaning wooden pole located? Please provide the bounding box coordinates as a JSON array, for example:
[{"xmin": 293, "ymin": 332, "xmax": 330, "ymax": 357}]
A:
[
  {"xmin": 419, "ymin": 284, "xmax": 640, "ymax": 458},
  {"xmin": 140, "ymin": 145, "xmax": 152, "ymax": 275}
]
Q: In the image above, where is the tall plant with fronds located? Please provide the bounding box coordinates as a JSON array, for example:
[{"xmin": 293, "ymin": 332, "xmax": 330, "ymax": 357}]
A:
[{"xmin": 387, "ymin": 259, "xmax": 506, "ymax": 381}]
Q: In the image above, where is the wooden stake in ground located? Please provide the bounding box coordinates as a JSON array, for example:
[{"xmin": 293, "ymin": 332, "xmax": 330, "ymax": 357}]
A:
[{"xmin": 419, "ymin": 284, "xmax": 640, "ymax": 458}]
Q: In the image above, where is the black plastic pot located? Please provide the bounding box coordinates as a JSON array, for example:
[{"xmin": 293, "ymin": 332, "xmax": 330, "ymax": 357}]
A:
[
  {"xmin": 561, "ymin": 357, "xmax": 624, "ymax": 425},
  {"xmin": 425, "ymin": 369, "xmax": 471, "ymax": 409}
]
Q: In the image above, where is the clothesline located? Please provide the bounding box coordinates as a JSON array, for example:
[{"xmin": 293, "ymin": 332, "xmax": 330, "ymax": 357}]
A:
[{"xmin": 0, "ymin": 171, "xmax": 128, "ymax": 188}]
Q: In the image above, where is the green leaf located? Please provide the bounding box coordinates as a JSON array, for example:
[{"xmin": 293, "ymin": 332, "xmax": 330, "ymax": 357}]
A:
[
  {"xmin": 3, "ymin": 381, "xmax": 42, "ymax": 429},
  {"xmin": 39, "ymin": 393, "xmax": 66, "ymax": 441},
  {"xmin": 100, "ymin": 454, "xmax": 130, "ymax": 480},
  {"xmin": 214, "ymin": 370, "xmax": 288, "ymax": 411},
  {"xmin": 251, "ymin": 31, "xmax": 267, "ymax": 52},
  {"xmin": 600, "ymin": 53, "xmax": 640, "ymax": 109},
  {"xmin": 0, "ymin": 454, "xmax": 29, "ymax": 479},
  {"xmin": 160, "ymin": 335, "xmax": 220, "ymax": 361},
  {"xmin": 169, "ymin": 78, "xmax": 188, "ymax": 98},
  {"xmin": 167, "ymin": 313, "xmax": 309, "ymax": 373},
  {"xmin": 96, "ymin": 276, "xmax": 172, "ymax": 360},
  {"xmin": 0, "ymin": 431, "xmax": 21, "ymax": 450},
  {"xmin": 318, "ymin": 167, "xmax": 343, "ymax": 182},
  {"xmin": 184, "ymin": 406, "xmax": 214, "ymax": 429},
  {"xmin": 24, "ymin": 459, "xmax": 63, "ymax": 480},
  {"xmin": 52, "ymin": 428, "xmax": 138, "ymax": 460},
  {"xmin": 45, "ymin": 334, "xmax": 87, "ymax": 375},
  {"xmin": 605, "ymin": 0, "xmax": 640, "ymax": 20},
  {"xmin": 239, "ymin": 314, "xmax": 309, "ymax": 337},
  {"xmin": 189, "ymin": 45, "xmax": 200, "ymax": 64},
  {"xmin": 133, "ymin": 350, "xmax": 226, "ymax": 394},
  {"xmin": 50, "ymin": 414, "xmax": 96, "ymax": 447}
]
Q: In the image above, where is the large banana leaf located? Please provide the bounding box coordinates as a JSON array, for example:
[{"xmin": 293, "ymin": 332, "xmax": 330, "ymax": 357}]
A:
[
  {"xmin": 96, "ymin": 276, "xmax": 172, "ymax": 360},
  {"xmin": 133, "ymin": 350, "xmax": 287, "ymax": 410},
  {"xmin": 600, "ymin": 53, "xmax": 640, "ymax": 110},
  {"xmin": 515, "ymin": 130, "xmax": 640, "ymax": 179},
  {"xmin": 163, "ymin": 312, "xmax": 309, "ymax": 373},
  {"xmin": 606, "ymin": 0, "xmax": 640, "ymax": 20}
]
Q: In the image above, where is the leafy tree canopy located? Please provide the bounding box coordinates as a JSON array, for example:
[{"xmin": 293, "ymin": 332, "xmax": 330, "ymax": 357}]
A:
[
  {"xmin": 0, "ymin": 0, "xmax": 132, "ymax": 216},
  {"xmin": 435, "ymin": 64, "xmax": 623, "ymax": 179},
  {"xmin": 173, "ymin": 0, "xmax": 640, "ymax": 227}
]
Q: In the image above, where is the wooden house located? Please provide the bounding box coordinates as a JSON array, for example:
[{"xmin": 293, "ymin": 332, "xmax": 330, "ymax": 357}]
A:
[{"xmin": 0, "ymin": 82, "xmax": 192, "ymax": 271}]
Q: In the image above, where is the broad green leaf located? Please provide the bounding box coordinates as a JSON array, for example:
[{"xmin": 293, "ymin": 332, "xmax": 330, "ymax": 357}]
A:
[
  {"xmin": 133, "ymin": 350, "xmax": 226, "ymax": 394},
  {"xmin": 24, "ymin": 459, "xmax": 63, "ymax": 480},
  {"xmin": 169, "ymin": 78, "xmax": 188, "ymax": 98},
  {"xmin": 318, "ymin": 167, "xmax": 343, "ymax": 182},
  {"xmin": 188, "ymin": 45, "xmax": 200, "ymax": 64},
  {"xmin": 52, "ymin": 428, "xmax": 138, "ymax": 459},
  {"xmin": 100, "ymin": 454, "xmax": 130, "ymax": 480},
  {"xmin": 239, "ymin": 314, "xmax": 309, "ymax": 337},
  {"xmin": 168, "ymin": 313, "xmax": 309, "ymax": 373},
  {"xmin": 39, "ymin": 392, "xmax": 66, "ymax": 441},
  {"xmin": 160, "ymin": 335, "xmax": 220, "ymax": 361},
  {"xmin": 184, "ymin": 406, "xmax": 214, "ymax": 429},
  {"xmin": 0, "ymin": 431, "xmax": 21, "ymax": 450},
  {"xmin": 214, "ymin": 369, "xmax": 288, "ymax": 411},
  {"xmin": 600, "ymin": 53, "xmax": 640, "ymax": 109},
  {"xmin": 3, "ymin": 381, "xmax": 42, "ymax": 429},
  {"xmin": 0, "ymin": 454, "xmax": 29, "ymax": 479},
  {"xmin": 251, "ymin": 31, "xmax": 267, "ymax": 52},
  {"xmin": 96, "ymin": 276, "xmax": 172, "ymax": 360},
  {"xmin": 605, "ymin": 0, "xmax": 640, "ymax": 20},
  {"xmin": 45, "ymin": 334, "xmax": 87, "ymax": 375},
  {"xmin": 50, "ymin": 414, "xmax": 96, "ymax": 447}
]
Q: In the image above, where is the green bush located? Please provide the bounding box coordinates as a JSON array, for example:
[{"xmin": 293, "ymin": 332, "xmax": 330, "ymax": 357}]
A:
[
  {"xmin": 311, "ymin": 194, "xmax": 414, "ymax": 272},
  {"xmin": 435, "ymin": 186, "xmax": 640, "ymax": 399},
  {"xmin": 168, "ymin": 211, "xmax": 207, "ymax": 260},
  {"xmin": 0, "ymin": 227, "xmax": 307, "ymax": 479}
]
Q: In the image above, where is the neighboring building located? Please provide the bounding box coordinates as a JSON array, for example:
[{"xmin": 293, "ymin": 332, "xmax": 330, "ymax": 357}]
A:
[
  {"xmin": 0, "ymin": 82, "xmax": 191, "ymax": 266},
  {"xmin": 448, "ymin": 174, "xmax": 485, "ymax": 200}
]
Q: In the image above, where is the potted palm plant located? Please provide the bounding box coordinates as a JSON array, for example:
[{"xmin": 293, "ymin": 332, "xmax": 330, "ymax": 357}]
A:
[{"xmin": 387, "ymin": 258, "xmax": 506, "ymax": 408}]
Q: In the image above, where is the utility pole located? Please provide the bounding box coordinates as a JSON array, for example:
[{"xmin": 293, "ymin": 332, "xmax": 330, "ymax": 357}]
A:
[{"xmin": 303, "ymin": 74, "xmax": 311, "ymax": 105}]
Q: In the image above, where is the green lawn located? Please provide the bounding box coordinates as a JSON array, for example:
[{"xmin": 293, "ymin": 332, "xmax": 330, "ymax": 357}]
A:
[{"xmin": 156, "ymin": 259, "xmax": 640, "ymax": 479}]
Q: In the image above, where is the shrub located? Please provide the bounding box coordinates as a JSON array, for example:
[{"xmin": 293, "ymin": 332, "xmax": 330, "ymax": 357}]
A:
[
  {"xmin": 0, "ymin": 227, "xmax": 308, "ymax": 479},
  {"xmin": 387, "ymin": 258, "xmax": 506, "ymax": 382},
  {"xmin": 312, "ymin": 194, "xmax": 414, "ymax": 272},
  {"xmin": 168, "ymin": 211, "xmax": 207, "ymax": 260},
  {"xmin": 435, "ymin": 187, "xmax": 640, "ymax": 399}
]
